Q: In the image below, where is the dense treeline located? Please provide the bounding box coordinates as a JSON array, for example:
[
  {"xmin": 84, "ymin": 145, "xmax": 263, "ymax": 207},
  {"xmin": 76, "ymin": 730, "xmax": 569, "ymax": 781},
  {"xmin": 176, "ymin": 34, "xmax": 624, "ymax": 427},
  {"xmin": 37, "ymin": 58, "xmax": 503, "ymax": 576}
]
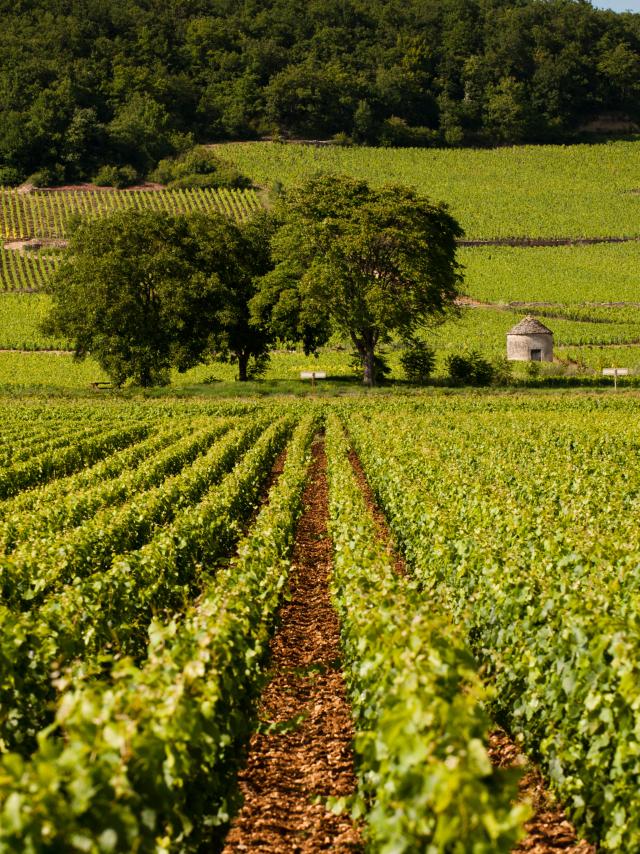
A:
[{"xmin": 1, "ymin": 0, "xmax": 639, "ymax": 184}]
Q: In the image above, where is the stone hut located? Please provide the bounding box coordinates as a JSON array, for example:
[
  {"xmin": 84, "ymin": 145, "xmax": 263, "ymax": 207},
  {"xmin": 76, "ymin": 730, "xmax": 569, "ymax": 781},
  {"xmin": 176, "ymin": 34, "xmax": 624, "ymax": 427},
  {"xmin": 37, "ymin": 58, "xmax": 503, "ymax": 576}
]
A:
[{"xmin": 506, "ymin": 315, "xmax": 553, "ymax": 362}]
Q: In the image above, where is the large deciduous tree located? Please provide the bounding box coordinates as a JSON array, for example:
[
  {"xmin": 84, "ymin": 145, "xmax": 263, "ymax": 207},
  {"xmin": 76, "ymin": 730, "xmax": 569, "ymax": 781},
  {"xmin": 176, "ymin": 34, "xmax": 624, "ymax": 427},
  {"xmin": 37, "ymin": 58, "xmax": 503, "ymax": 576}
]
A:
[
  {"xmin": 206, "ymin": 211, "xmax": 277, "ymax": 381},
  {"xmin": 44, "ymin": 209, "xmax": 273, "ymax": 386},
  {"xmin": 251, "ymin": 175, "xmax": 463, "ymax": 386}
]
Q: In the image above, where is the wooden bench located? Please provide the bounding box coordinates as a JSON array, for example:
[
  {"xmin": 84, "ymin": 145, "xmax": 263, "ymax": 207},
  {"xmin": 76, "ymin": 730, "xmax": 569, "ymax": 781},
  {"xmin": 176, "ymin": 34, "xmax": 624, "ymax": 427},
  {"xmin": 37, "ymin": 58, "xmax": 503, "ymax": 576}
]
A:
[{"xmin": 90, "ymin": 381, "xmax": 113, "ymax": 390}]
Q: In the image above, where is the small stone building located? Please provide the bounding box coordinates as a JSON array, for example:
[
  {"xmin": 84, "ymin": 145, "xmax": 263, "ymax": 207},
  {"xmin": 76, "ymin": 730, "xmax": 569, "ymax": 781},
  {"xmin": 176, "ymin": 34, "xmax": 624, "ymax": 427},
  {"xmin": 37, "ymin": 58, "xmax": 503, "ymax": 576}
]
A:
[{"xmin": 506, "ymin": 315, "xmax": 553, "ymax": 362}]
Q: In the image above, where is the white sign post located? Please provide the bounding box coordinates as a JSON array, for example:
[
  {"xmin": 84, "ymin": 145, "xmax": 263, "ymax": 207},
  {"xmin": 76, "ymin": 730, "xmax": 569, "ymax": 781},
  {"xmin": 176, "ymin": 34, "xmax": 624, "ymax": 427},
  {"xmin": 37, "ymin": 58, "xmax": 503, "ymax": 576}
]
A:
[
  {"xmin": 602, "ymin": 367, "xmax": 630, "ymax": 389},
  {"xmin": 300, "ymin": 370, "xmax": 326, "ymax": 390}
]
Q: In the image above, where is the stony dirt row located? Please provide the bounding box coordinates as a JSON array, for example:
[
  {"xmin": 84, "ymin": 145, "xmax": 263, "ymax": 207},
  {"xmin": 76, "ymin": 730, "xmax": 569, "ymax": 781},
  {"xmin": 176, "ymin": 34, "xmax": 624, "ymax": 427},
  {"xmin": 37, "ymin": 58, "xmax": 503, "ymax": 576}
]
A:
[{"xmin": 222, "ymin": 435, "xmax": 595, "ymax": 852}]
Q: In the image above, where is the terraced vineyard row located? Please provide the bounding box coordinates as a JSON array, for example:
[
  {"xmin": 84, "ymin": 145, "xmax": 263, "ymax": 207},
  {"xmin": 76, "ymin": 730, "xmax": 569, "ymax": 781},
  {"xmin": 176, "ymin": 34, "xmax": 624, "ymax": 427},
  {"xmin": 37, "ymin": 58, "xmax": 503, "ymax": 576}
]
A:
[
  {"xmin": 0, "ymin": 248, "xmax": 60, "ymax": 292},
  {"xmin": 0, "ymin": 186, "xmax": 263, "ymax": 240}
]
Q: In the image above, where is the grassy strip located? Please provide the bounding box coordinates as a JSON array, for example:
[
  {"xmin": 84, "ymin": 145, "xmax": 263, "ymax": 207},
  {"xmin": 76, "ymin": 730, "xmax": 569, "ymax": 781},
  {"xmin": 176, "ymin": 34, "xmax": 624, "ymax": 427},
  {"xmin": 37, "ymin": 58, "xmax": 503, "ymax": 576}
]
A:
[
  {"xmin": 325, "ymin": 412, "xmax": 527, "ymax": 853},
  {"xmin": 0, "ymin": 413, "xmax": 317, "ymax": 852}
]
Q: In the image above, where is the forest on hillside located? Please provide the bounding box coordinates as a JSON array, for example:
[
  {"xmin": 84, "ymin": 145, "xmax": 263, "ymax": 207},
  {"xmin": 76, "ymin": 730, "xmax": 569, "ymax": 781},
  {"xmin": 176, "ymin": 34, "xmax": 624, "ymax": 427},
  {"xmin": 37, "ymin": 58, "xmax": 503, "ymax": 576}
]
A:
[{"xmin": 1, "ymin": 0, "xmax": 639, "ymax": 184}]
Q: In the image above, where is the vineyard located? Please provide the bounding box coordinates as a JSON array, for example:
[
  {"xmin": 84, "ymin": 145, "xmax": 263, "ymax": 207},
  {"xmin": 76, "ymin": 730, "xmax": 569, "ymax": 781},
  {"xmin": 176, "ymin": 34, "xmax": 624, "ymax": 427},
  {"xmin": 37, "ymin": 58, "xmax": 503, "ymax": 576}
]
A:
[
  {"xmin": 215, "ymin": 140, "xmax": 640, "ymax": 240},
  {"xmin": 0, "ymin": 395, "xmax": 635, "ymax": 851},
  {"xmin": 0, "ymin": 248, "xmax": 60, "ymax": 293},
  {"xmin": 1, "ymin": 140, "xmax": 640, "ymax": 379},
  {"xmin": 0, "ymin": 187, "xmax": 262, "ymax": 241}
]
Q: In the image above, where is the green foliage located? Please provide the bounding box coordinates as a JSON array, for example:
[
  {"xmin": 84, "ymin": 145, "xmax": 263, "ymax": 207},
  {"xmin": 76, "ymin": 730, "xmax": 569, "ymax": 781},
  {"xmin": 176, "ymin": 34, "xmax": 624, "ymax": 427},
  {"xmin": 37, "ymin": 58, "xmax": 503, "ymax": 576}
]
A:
[
  {"xmin": 0, "ymin": 167, "xmax": 22, "ymax": 187},
  {"xmin": 400, "ymin": 340, "xmax": 436, "ymax": 384},
  {"xmin": 525, "ymin": 359, "xmax": 542, "ymax": 379},
  {"xmin": 43, "ymin": 210, "xmax": 272, "ymax": 387},
  {"xmin": 151, "ymin": 147, "xmax": 251, "ymax": 189},
  {"xmin": 346, "ymin": 397, "xmax": 640, "ymax": 850},
  {"xmin": 446, "ymin": 350, "xmax": 494, "ymax": 386},
  {"xmin": 93, "ymin": 164, "xmax": 139, "ymax": 188},
  {"xmin": 0, "ymin": 411, "xmax": 317, "ymax": 852},
  {"xmin": 0, "ymin": 423, "xmax": 148, "ymax": 500},
  {"xmin": 326, "ymin": 414, "xmax": 528, "ymax": 851},
  {"xmin": 252, "ymin": 174, "xmax": 462, "ymax": 386},
  {"xmin": 216, "ymin": 141, "xmax": 640, "ymax": 240},
  {"xmin": 491, "ymin": 356, "xmax": 514, "ymax": 386},
  {"xmin": 0, "ymin": 0, "xmax": 638, "ymax": 181},
  {"xmin": 379, "ymin": 117, "xmax": 439, "ymax": 147},
  {"xmin": 26, "ymin": 165, "xmax": 65, "ymax": 188},
  {"xmin": 0, "ymin": 187, "xmax": 262, "ymax": 242}
]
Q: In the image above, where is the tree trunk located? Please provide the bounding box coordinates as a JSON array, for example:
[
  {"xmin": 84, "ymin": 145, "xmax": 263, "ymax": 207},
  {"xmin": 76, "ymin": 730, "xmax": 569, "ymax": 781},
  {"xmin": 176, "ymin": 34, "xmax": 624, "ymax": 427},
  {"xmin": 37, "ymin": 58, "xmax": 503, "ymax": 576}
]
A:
[
  {"xmin": 362, "ymin": 346, "xmax": 376, "ymax": 387},
  {"xmin": 237, "ymin": 352, "xmax": 249, "ymax": 382}
]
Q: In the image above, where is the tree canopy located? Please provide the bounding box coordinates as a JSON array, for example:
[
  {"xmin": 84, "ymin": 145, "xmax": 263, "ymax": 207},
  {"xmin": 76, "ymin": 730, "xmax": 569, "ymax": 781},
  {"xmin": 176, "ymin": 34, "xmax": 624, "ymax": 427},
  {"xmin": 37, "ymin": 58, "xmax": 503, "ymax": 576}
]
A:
[
  {"xmin": 251, "ymin": 175, "xmax": 463, "ymax": 386},
  {"xmin": 1, "ymin": 0, "xmax": 639, "ymax": 184},
  {"xmin": 44, "ymin": 210, "xmax": 274, "ymax": 386}
]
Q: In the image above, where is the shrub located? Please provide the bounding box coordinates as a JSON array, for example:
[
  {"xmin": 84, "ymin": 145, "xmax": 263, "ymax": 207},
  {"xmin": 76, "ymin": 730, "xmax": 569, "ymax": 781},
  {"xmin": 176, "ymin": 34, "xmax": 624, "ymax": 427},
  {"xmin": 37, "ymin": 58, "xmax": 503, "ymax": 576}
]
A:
[
  {"xmin": 0, "ymin": 166, "xmax": 23, "ymax": 186},
  {"xmin": 400, "ymin": 340, "xmax": 436, "ymax": 384},
  {"xmin": 151, "ymin": 147, "xmax": 251, "ymax": 189},
  {"xmin": 491, "ymin": 356, "xmax": 514, "ymax": 386},
  {"xmin": 26, "ymin": 165, "xmax": 66, "ymax": 187},
  {"xmin": 379, "ymin": 117, "xmax": 439, "ymax": 147},
  {"xmin": 525, "ymin": 360, "xmax": 542, "ymax": 380},
  {"xmin": 94, "ymin": 165, "xmax": 139, "ymax": 189},
  {"xmin": 447, "ymin": 351, "xmax": 494, "ymax": 386}
]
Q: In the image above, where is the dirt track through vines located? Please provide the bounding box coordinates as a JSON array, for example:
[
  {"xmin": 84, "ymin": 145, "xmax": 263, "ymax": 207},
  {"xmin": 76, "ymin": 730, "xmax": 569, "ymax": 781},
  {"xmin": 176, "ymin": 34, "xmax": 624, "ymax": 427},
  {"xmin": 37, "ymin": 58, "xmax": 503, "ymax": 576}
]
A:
[{"xmin": 223, "ymin": 437, "xmax": 362, "ymax": 853}]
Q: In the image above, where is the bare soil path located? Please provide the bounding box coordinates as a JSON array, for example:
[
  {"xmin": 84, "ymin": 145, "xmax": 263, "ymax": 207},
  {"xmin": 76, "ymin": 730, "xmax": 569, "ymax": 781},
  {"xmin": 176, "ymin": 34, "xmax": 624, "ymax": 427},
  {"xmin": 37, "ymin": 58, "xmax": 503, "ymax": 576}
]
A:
[
  {"xmin": 459, "ymin": 236, "xmax": 640, "ymax": 247},
  {"xmin": 222, "ymin": 437, "xmax": 362, "ymax": 853},
  {"xmin": 489, "ymin": 731, "xmax": 595, "ymax": 853}
]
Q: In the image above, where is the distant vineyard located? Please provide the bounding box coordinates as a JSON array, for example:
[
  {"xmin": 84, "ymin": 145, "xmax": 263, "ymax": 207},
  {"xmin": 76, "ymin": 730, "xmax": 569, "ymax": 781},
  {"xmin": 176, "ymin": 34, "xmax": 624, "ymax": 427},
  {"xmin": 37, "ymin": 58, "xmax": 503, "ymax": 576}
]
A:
[
  {"xmin": 0, "ymin": 187, "xmax": 263, "ymax": 240},
  {"xmin": 215, "ymin": 141, "xmax": 640, "ymax": 239},
  {"xmin": 0, "ymin": 248, "xmax": 60, "ymax": 292},
  {"xmin": 461, "ymin": 243, "xmax": 640, "ymax": 305}
]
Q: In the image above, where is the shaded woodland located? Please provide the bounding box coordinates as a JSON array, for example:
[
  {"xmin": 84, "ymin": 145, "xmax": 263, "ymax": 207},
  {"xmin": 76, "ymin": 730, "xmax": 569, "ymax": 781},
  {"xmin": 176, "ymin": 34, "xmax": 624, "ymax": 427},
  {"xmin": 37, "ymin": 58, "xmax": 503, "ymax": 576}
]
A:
[{"xmin": 0, "ymin": 0, "xmax": 639, "ymax": 183}]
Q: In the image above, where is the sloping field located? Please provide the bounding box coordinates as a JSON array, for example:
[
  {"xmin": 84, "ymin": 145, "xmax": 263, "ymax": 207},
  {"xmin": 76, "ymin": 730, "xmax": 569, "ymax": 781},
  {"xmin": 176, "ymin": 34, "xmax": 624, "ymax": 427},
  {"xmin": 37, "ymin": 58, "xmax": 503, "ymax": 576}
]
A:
[
  {"xmin": 0, "ymin": 187, "xmax": 262, "ymax": 240},
  {"xmin": 216, "ymin": 140, "xmax": 640, "ymax": 239},
  {"xmin": 0, "ymin": 247, "xmax": 60, "ymax": 293}
]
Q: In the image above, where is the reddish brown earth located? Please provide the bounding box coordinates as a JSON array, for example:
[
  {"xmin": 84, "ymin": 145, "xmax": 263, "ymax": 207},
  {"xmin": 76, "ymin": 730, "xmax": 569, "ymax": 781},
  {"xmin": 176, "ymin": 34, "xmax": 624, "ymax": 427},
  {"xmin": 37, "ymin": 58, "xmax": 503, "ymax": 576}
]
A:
[
  {"xmin": 489, "ymin": 730, "xmax": 596, "ymax": 853},
  {"xmin": 459, "ymin": 236, "xmax": 639, "ymax": 247},
  {"xmin": 223, "ymin": 438, "xmax": 362, "ymax": 853}
]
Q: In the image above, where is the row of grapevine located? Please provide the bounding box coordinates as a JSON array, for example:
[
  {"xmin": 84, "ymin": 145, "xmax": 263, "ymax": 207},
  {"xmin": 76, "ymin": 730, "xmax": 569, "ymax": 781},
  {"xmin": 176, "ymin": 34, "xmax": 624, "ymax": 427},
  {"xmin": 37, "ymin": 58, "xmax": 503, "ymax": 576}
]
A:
[
  {"xmin": 0, "ymin": 187, "xmax": 263, "ymax": 240},
  {"xmin": 325, "ymin": 414, "xmax": 527, "ymax": 851},
  {"xmin": 0, "ymin": 248, "xmax": 60, "ymax": 292},
  {"xmin": 0, "ymin": 421, "xmax": 125, "ymax": 468},
  {"xmin": 0, "ymin": 422, "xmax": 149, "ymax": 500},
  {"xmin": 344, "ymin": 396, "xmax": 640, "ymax": 851},
  {"xmin": 0, "ymin": 415, "xmax": 293, "ymax": 754},
  {"xmin": 460, "ymin": 242, "xmax": 640, "ymax": 306},
  {"xmin": 0, "ymin": 418, "xmax": 268, "ymax": 609},
  {"xmin": 0, "ymin": 413, "xmax": 317, "ymax": 851},
  {"xmin": 0, "ymin": 417, "xmax": 231, "ymax": 550}
]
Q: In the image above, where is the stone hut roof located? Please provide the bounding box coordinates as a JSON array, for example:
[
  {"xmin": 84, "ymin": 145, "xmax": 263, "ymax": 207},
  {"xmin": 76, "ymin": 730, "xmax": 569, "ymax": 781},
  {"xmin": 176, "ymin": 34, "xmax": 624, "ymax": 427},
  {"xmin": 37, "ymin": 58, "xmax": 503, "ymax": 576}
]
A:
[{"xmin": 507, "ymin": 315, "xmax": 553, "ymax": 336}]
